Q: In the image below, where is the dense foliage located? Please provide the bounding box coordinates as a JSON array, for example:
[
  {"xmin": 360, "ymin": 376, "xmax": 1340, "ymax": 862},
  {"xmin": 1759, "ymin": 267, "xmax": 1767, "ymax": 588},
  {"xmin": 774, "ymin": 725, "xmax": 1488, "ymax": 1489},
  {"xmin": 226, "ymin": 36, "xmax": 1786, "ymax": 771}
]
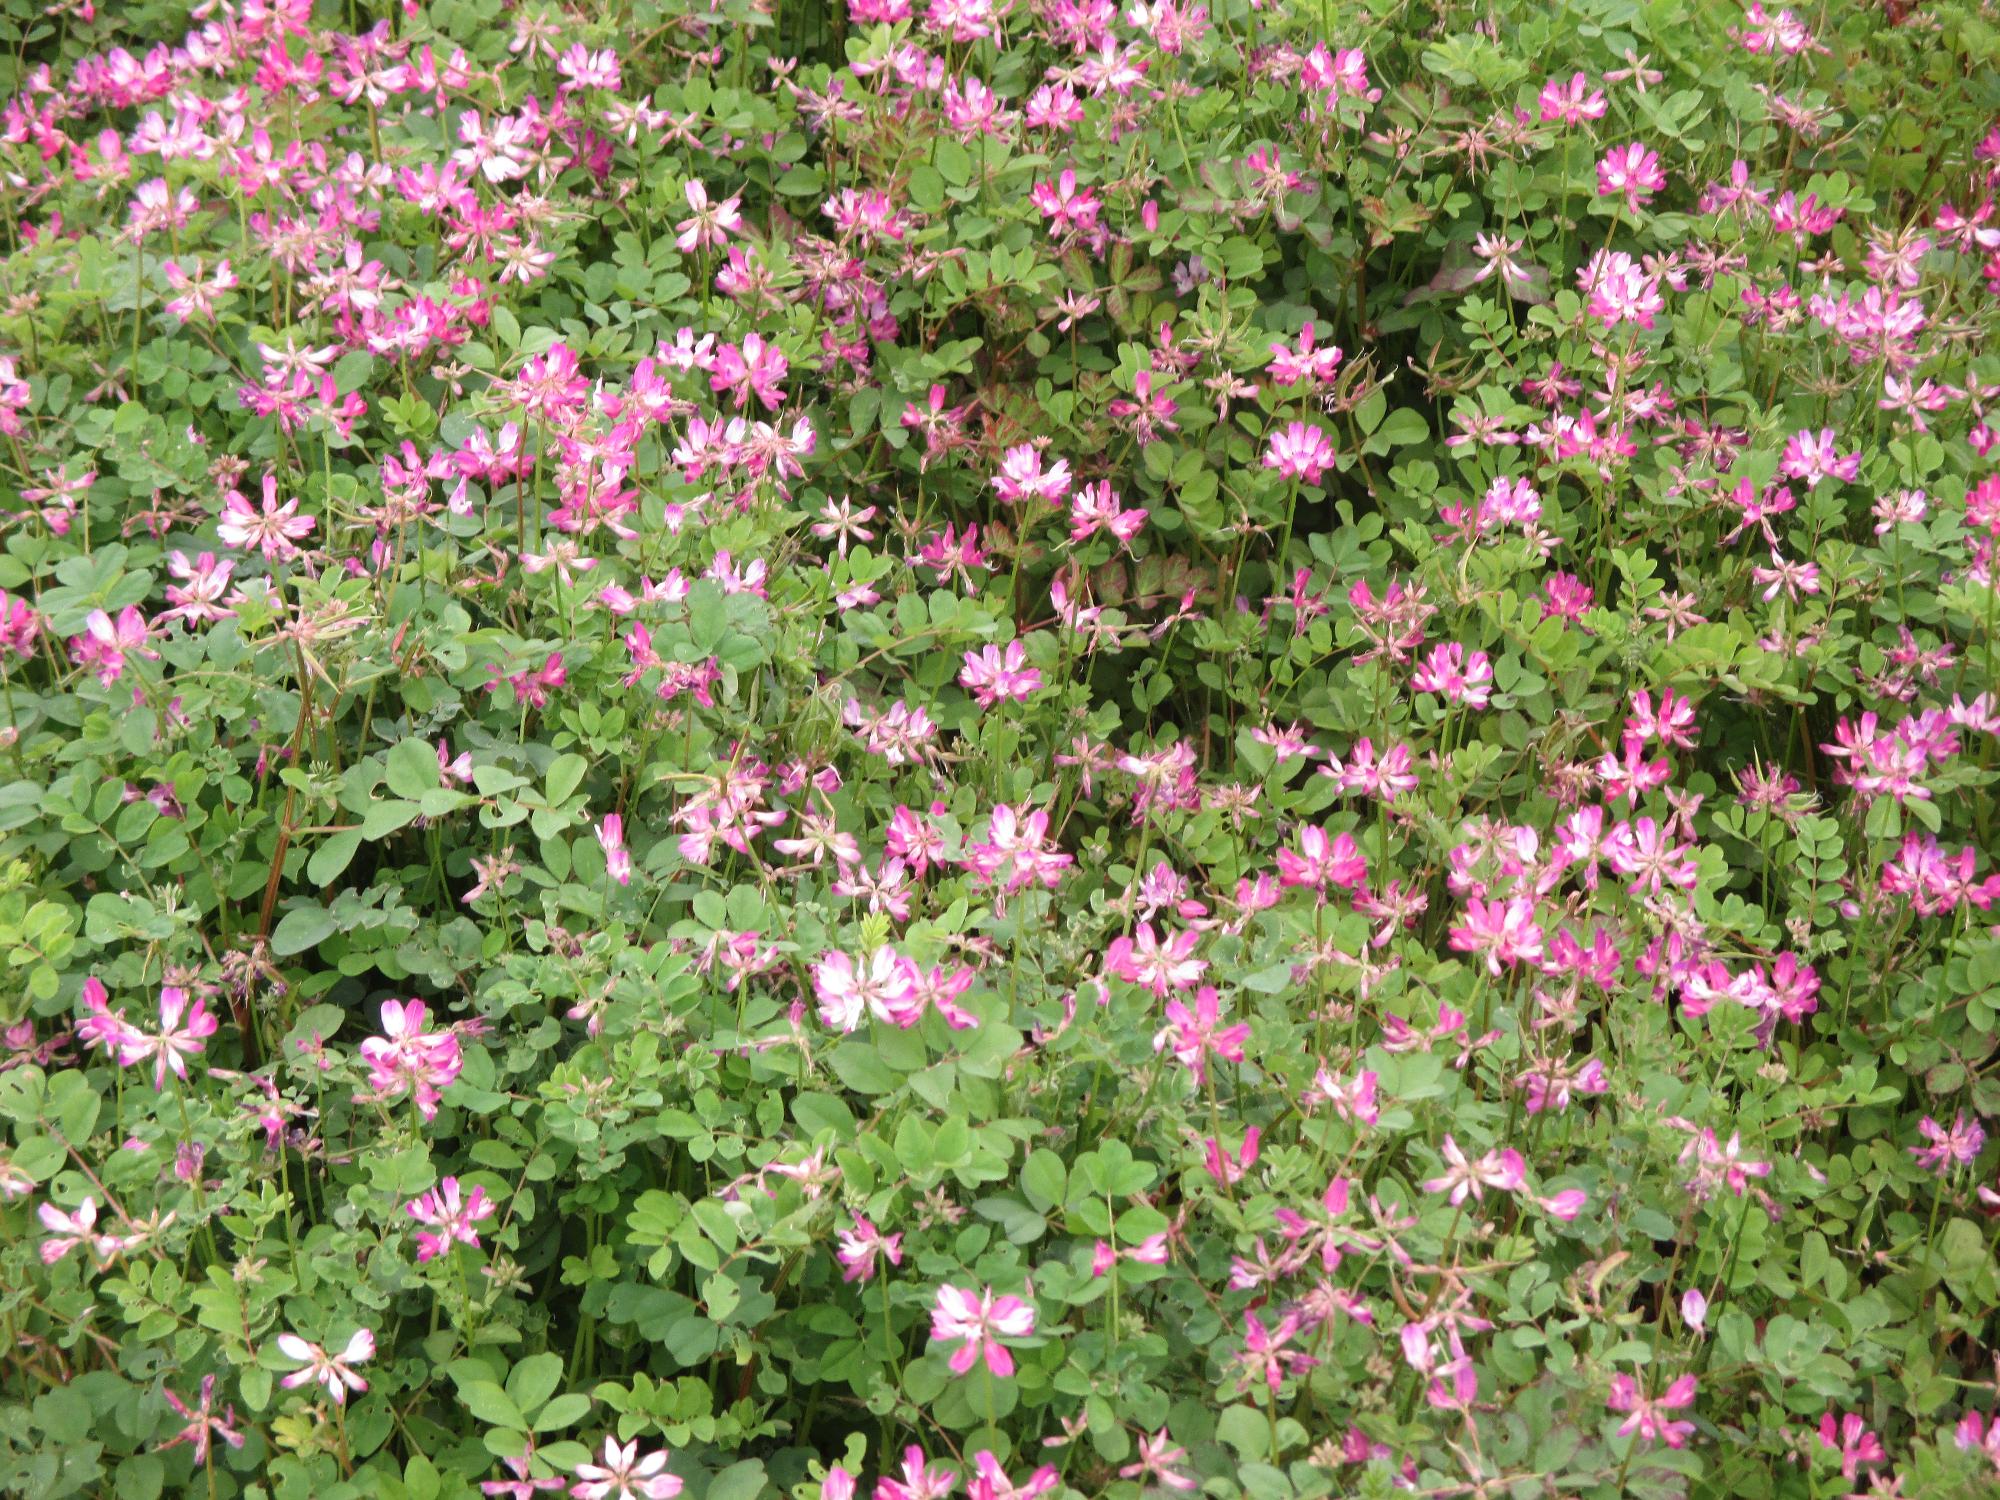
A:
[{"xmin": 2, "ymin": 0, "xmax": 2000, "ymax": 1496}]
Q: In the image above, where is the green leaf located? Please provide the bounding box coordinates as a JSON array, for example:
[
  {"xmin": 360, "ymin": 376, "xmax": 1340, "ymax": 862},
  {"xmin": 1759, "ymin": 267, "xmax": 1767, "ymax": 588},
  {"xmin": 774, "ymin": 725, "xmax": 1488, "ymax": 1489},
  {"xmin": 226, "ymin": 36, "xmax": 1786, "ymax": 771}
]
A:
[
  {"xmin": 1021, "ymin": 1148, "xmax": 1067, "ymax": 1213},
  {"xmin": 270, "ymin": 904, "xmax": 337, "ymax": 956},
  {"xmin": 934, "ymin": 139, "xmax": 972, "ymax": 187},
  {"xmin": 545, "ymin": 752, "xmax": 588, "ymax": 806},
  {"xmin": 533, "ymin": 1393, "xmax": 592, "ymax": 1432},
  {"xmin": 456, "ymin": 1380, "xmax": 527, "ymax": 1431},
  {"xmin": 829, "ymin": 1043, "xmax": 900, "ymax": 1096},
  {"xmin": 359, "ymin": 798, "xmax": 423, "ymax": 838},
  {"xmin": 386, "ymin": 737, "xmax": 441, "ymax": 800},
  {"xmin": 908, "ymin": 164, "xmax": 946, "ymax": 213},
  {"xmin": 506, "ymin": 1352, "xmax": 564, "ymax": 1414},
  {"xmin": 308, "ymin": 830, "xmax": 363, "ymax": 886},
  {"xmin": 706, "ymin": 1459, "xmax": 769, "ymax": 1500}
]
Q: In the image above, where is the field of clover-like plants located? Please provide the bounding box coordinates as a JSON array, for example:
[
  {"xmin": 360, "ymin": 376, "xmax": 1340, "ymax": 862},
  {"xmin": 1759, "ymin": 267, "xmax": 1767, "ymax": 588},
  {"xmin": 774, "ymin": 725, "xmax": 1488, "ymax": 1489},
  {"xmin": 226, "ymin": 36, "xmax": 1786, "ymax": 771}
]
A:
[{"xmin": 5, "ymin": 0, "xmax": 2000, "ymax": 1495}]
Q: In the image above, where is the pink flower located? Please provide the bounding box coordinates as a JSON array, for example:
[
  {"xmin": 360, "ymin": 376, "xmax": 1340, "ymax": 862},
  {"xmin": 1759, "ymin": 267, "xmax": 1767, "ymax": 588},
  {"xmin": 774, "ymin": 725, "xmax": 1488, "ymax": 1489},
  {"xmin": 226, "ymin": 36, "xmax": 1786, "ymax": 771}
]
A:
[
  {"xmin": 358, "ymin": 999, "xmax": 463, "ymax": 1120},
  {"xmin": 812, "ymin": 947, "xmax": 918, "ymax": 1032},
  {"xmin": 38, "ymin": 1196, "xmax": 119, "ymax": 1266},
  {"xmin": 276, "ymin": 1329, "xmax": 374, "ymax": 1405},
  {"xmin": 1118, "ymin": 1429, "xmax": 1197, "ymax": 1491},
  {"xmin": 1606, "ymin": 1373, "xmax": 1697, "ymax": 1448},
  {"xmin": 1536, "ymin": 1188, "xmax": 1588, "ymax": 1221},
  {"xmin": 596, "ymin": 813, "xmax": 633, "ymax": 886},
  {"xmin": 836, "ymin": 1214, "xmax": 904, "ymax": 1283},
  {"xmin": 992, "ymin": 445, "xmax": 1072, "ymax": 506},
  {"xmin": 1236, "ymin": 1308, "xmax": 1316, "ymax": 1393},
  {"xmin": 1911, "ymin": 1111, "xmax": 1985, "ymax": 1174},
  {"xmin": 1308, "ymin": 1066, "xmax": 1381, "ymax": 1127},
  {"xmin": 117, "ymin": 985, "xmax": 218, "ymax": 1089},
  {"xmin": 709, "ymin": 333, "xmax": 788, "ymax": 411},
  {"xmin": 1596, "ymin": 142, "xmax": 1666, "ymax": 211},
  {"xmin": 405, "ymin": 1176, "xmax": 496, "ymax": 1261},
  {"xmin": 217, "ymin": 474, "xmax": 315, "ymax": 562},
  {"xmin": 930, "ymin": 1283, "xmax": 1036, "ymax": 1376},
  {"xmin": 70, "ymin": 606, "xmax": 157, "ymax": 686},
  {"xmin": 874, "ymin": 1447, "xmax": 957, "ymax": 1500},
  {"xmin": 1153, "ymin": 986, "xmax": 1250, "ymax": 1083},
  {"xmin": 1029, "ymin": 168, "xmax": 1099, "ymax": 234},
  {"xmin": 1412, "ymin": 642, "xmax": 1493, "ymax": 707},
  {"xmin": 1680, "ymin": 1288, "xmax": 1709, "ymax": 1336},
  {"xmin": 1818, "ymin": 1411, "xmax": 1886, "ymax": 1479},
  {"xmin": 1778, "ymin": 426, "xmax": 1860, "ymax": 489},
  {"xmin": 959, "ymin": 642, "xmax": 1041, "ymax": 707},
  {"xmin": 1267, "ymin": 322, "xmax": 1343, "ymax": 385},
  {"xmin": 156, "ymin": 1374, "xmax": 245, "ymax": 1466},
  {"xmin": 1276, "ymin": 824, "xmax": 1368, "ymax": 892},
  {"xmin": 1539, "ymin": 72, "xmax": 1607, "ymax": 123},
  {"xmin": 1262, "ymin": 421, "xmax": 1336, "ymax": 484},
  {"xmin": 1067, "ymin": 481, "xmax": 1148, "ymax": 546},
  {"xmin": 966, "ymin": 1450, "xmax": 1060, "ymax": 1500},
  {"xmin": 1423, "ymin": 1134, "xmax": 1527, "ymax": 1205},
  {"xmin": 1202, "ymin": 1128, "xmax": 1261, "ymax": 1187},
  {"xmin": 1448, "ymin": 896, "xmax": 1545, "ymax": 973},
  {"xmin": 1579, "ymin": 249, "xmax": 1665, "ymax": 328},
  {"xmin": 1106, "ymin": 923, "xmax": 1206, "ymax": 996},
  {"xmin": 569, "ymin": 1436, "xmax": 682, "ymax": 1500},
  {"xmin": 0, "ymin": 590, "xmax": 39, "ymax": 657},
  {"xmin": 675, "ymin": 179, "xmax": 743, "ymax": 253}
]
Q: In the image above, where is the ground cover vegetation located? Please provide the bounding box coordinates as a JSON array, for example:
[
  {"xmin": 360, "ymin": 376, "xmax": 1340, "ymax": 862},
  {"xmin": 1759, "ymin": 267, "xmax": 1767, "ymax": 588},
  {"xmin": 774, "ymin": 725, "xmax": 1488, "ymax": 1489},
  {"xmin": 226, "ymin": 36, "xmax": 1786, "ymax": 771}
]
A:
[{"xmin": 1, "ymin": 0, "xmax": 1999, "ymax": 1496}]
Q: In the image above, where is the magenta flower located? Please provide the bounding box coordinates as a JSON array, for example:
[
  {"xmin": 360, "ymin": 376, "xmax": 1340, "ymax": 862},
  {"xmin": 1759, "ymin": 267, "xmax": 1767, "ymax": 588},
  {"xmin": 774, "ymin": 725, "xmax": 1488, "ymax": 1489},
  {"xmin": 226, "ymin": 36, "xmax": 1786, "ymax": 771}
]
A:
[
  {"xmin": 874, "ymin": 1446, "xmax": 957, "ymax": 1500},
  {"xmin": 70, "ymin": 606, "xmax": 157, "ymax": 686},
  {"xmin": 1578, "ymin": 249, "xmax": 1665, "ymax": 328},
  {"xmin": 217, "ymin": 474, "xmax": 314, "ymax": 562},
  {"xmin": 1267, "ymin": 321, "xmax": 1343, "ymax": 385},
  {"xmin": 1778, "ymin": 426, "xmax": 1860, "ymax": 489},
  {"xmin": 1818, "ymin": 1411, "xmax": 1887, "ymax": 1480},
  {"xmin": 835, "ymin": 1213, "xmax": 904, "ymax": 1283},
  {"xmin": 930, "ymin": 1283, "xmax": 1036, "ymax": 1376},
  {"xmin": 1262, "ymin": 420, "xmax": 1336, "ymax": 484},
  {"xmin": 812, "ymin": 947, "xmax": 918, "ymax": 1032},
  {"xmin": 1106, "ymin": 922, "xmax": 1207, "ymax": 996},
  {"xmin": 1153, "ymin": 986, "xmax": 1251, "ymax": 1083},
  {"xmin": 38, "ymin": 1196, "xmax": 117, "ymax": 1266},
  {"xmin": 406, "ymin": 1176, "xmax": 496, "ymax": 1262},
  {"xmin": 1028, "ymin": 168, "xmax": 1100, "ymax": 234},
  {"xmin": 1235, "ymin": 1309, "xmax": 1317, "ymax": 1394},
  {"xmin": 1202, "ymin": 1128, "xmax": 1261, "ymax": 1187},
  {"xmin": 991, "ymin": 444, "xmax": 1072, "ymax": 506},
  {"xmin": 1539, "ymin": 72, "xmax": 1607, "ymax": 124},
  {"xmin": 1411, "ymin": 642, "xmax": 1494, "ymax": 708},
  {"xmin": 966, "ymin": 1450, "xmax": 1060, "ymax": 1500},
  {"xmin": 1911, "ymin": 1111, "xmax": 1985, "ymax": 1175},
  {"xmin": 1607, "ymin": 1373, "xmax": 1698, "ymax": 1448},
  {"xmin": 119, "ymin": 985, "xmax": 218, "ymax": 1089},
  {"xmin": 959, "ymin": 642, "xmax": 1041, "ymax": 707},
  {"xmin": 1422, "ymin": 1133, "xmax": 1527, "ymax": 1205},
  {"xmin": 1448, "ymin": 896, "xmax": 1545, "ymax": 973},
  {"xmin": 1276, "ymin": 823, "xmax": 1369, "ymax": 892},
  {"xmin": 1596, "ymin": 142, "xmax": 1666, "ymax": 211},
  {"xmin": 675, "ymin": 180, "xmax": 742, "ymax": 252},
  {"xmin": 0, "ymin": 590, "xmax": 39, "ymax": 657},
  {"xmin": 1067, "ymin": 480, "xmax": 1148, "ymax": 546},
  {"xmin": 709, "ymin": 332, "xmax": 789, "ymax": 411},
  {"xmin": 596, "ymin": 813, "xmax": 633, "ymax": 886},
  {"xmin": 1119, "ymin": 1429, "xmax": 1197, "ymax": 1491},
  {"xmin": 358, "ymin": 999, "xmax": 463, "ymax": 1121}
]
